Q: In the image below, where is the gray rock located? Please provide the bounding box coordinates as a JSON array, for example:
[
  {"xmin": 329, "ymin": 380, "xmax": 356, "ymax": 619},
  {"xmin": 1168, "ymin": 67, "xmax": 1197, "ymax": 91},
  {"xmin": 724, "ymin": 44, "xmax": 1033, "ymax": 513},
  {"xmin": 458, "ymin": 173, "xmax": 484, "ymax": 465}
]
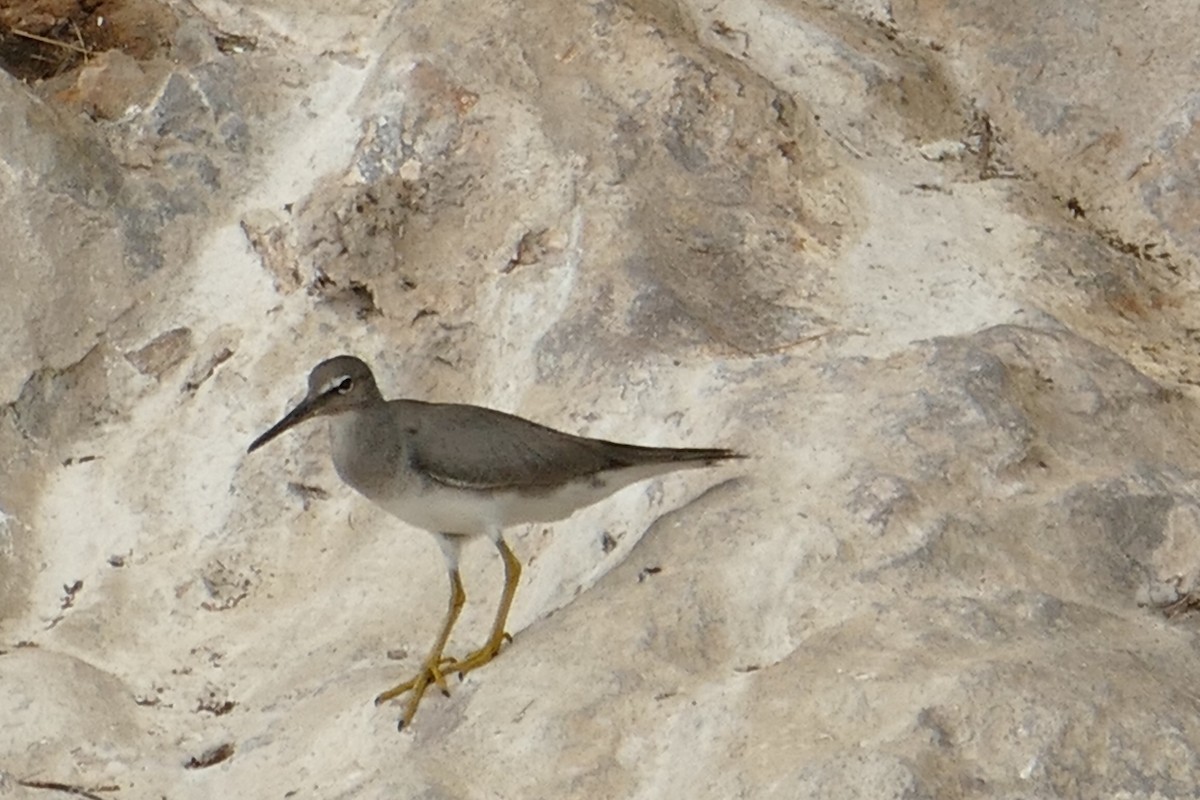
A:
[{"xmin": 3, "ymin": 0, "xmax": 1200, "ymax": 797}]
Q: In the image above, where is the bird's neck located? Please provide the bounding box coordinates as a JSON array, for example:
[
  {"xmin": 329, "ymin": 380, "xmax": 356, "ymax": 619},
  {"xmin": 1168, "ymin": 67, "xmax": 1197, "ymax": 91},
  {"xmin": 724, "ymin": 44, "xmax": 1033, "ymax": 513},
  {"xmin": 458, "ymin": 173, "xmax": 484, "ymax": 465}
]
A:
[{"xmin": 327, "ymin": 406, "xmax": 398, "ymax": 498}]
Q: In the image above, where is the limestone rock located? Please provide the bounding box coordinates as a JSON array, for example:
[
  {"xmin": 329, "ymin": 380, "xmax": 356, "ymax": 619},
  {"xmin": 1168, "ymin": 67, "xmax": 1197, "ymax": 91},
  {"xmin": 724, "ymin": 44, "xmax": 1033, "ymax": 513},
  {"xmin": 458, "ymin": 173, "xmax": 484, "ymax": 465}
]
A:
[{"xmin": 2, "ymin": 0, "xmax": 1200, "ymax": 797}]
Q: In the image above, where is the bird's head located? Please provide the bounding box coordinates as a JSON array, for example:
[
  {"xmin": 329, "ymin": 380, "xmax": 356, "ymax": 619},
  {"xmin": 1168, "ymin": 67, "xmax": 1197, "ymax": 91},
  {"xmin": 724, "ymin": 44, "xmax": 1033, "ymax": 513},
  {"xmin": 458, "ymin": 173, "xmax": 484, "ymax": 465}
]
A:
[{"xmin": 247, "ymin": 355, "xmax": 382, "ymax": 453}]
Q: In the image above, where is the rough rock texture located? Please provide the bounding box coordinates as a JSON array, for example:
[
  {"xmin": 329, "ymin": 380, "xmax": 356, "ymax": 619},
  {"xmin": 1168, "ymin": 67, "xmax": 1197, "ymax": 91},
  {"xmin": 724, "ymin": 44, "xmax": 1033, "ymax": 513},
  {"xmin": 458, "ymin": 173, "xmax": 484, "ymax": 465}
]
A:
[{"xmin": 3, "ymin": 0, "xmax": 1200, "ymax": 797}]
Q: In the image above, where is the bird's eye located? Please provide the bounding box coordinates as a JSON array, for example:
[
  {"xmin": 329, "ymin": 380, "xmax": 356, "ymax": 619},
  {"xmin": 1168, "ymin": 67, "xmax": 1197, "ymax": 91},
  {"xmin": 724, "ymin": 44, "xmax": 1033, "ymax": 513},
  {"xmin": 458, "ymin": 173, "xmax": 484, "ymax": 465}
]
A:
[{"xmin": 336, "ymin": 377, "xmax": 353, "ymax": 394}]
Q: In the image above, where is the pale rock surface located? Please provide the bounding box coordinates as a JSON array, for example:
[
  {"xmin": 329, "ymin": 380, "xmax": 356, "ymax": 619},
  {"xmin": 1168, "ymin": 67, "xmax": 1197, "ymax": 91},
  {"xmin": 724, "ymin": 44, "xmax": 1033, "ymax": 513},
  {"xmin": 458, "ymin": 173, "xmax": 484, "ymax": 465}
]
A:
[{"xmin": 2, "ymin": 0, "xmax": 1200, "ymax": 798}]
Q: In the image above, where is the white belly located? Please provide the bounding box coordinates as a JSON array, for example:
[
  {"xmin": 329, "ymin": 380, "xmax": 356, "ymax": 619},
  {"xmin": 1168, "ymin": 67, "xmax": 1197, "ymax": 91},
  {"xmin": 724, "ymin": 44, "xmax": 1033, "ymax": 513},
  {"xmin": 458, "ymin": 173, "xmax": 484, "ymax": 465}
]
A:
[{"xmin": 373, "ymin": 461, "xmax": 689, "ymax": 536}]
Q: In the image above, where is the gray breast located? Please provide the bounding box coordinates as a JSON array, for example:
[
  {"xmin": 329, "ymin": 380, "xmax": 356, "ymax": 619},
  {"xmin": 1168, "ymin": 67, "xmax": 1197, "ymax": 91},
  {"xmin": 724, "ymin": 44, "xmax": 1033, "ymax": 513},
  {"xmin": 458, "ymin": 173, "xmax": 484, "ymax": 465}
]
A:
[{"xmin": 328, "ymin": 408, "xmax": 413, "ymax": 502}]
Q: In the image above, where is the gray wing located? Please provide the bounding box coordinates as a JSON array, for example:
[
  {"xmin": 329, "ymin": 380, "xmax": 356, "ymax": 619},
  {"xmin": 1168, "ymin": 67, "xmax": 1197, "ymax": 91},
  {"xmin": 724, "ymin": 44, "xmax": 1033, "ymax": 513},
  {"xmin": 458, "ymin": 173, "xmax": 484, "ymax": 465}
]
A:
[{"xmin": 398, "ymin": 400, "xmax": 739, "ymax": 491}]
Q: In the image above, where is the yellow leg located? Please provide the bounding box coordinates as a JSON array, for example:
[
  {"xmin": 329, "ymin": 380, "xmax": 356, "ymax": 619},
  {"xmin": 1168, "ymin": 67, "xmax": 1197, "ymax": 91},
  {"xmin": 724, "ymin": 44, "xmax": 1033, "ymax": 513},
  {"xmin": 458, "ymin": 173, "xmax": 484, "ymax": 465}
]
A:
[
  {"xmin": 444, "ymin": 537, "xmax": 521, "ymax": 677},
  {"xmin": 374, "ymin": 568, "xmax": 466, "ymax": 730}
]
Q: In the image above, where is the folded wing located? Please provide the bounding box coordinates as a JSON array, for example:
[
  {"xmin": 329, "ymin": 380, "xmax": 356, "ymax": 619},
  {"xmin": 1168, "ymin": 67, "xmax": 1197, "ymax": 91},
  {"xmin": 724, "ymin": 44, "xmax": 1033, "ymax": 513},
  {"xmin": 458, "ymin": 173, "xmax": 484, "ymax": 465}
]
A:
[{"xmin": 402, "ymin": 401, "xmax": 740, "ymax": 492}]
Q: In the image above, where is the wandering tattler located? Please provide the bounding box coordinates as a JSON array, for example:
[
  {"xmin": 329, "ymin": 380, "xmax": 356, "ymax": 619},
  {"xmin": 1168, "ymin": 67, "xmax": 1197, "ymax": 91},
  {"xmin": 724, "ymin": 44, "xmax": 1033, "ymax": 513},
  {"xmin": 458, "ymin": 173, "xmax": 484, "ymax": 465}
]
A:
[{"xmin": 247, "ymin": 355, "xmax": 742, "ymax": 730}]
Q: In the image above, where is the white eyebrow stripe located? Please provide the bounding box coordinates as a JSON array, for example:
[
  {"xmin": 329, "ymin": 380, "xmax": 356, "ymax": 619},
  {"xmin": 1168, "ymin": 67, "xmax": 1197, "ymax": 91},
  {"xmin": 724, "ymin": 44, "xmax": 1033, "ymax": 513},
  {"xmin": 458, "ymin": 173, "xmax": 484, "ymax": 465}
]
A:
[{"xmin": 319, "ymin": 375, "xmax": 351, "ymax": 394}]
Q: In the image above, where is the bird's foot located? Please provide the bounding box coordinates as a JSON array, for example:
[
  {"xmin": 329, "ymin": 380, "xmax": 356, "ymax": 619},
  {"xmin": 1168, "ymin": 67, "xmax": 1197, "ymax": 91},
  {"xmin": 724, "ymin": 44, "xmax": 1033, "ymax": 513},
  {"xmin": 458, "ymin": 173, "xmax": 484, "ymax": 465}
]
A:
[
  {"xmin": 374, "ymin": 656, "xmax": 457, "ymax": 730},
  {"xmin": 443, "ymin": 631, "xmax": 513, "ymax": 679}
]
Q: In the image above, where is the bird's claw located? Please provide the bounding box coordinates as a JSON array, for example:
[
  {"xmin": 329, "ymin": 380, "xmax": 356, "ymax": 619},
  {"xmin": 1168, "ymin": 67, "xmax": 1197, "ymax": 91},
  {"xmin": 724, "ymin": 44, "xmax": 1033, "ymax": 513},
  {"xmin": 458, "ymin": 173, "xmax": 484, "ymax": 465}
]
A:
[{"xmin": 441, "ymin": 632, "xmax": 513, "ymax": 680}]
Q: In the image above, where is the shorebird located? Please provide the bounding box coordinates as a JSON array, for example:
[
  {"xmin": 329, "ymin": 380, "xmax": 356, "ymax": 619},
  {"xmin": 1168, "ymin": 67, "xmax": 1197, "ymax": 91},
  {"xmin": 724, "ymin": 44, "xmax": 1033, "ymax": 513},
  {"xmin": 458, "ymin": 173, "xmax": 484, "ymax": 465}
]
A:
[{"xmin": 248, "ymin": 355, "xmax": 742, "ymax": 729}]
